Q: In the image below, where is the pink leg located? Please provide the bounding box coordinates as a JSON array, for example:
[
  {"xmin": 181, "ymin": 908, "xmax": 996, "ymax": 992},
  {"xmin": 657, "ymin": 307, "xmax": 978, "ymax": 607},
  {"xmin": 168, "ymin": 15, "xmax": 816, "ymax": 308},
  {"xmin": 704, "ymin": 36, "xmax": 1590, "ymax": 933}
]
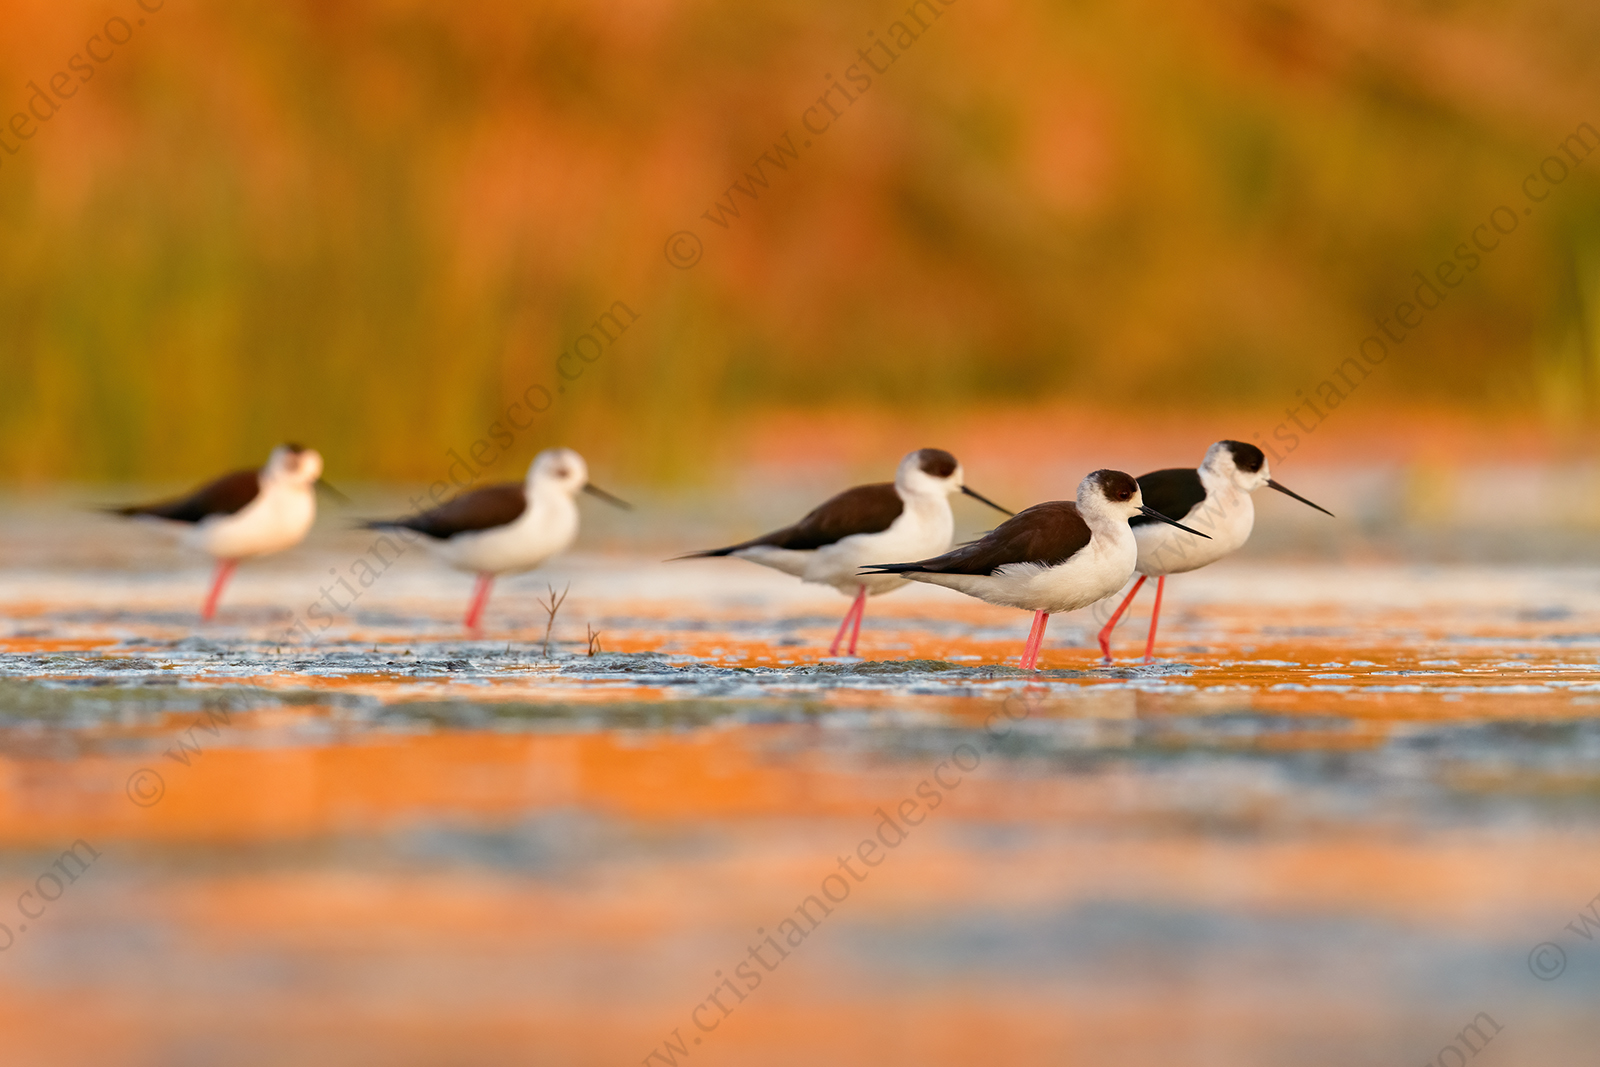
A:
[
  {"xmin": 829, "ymin": 586, "xmax": 867, "ymax": 656},
  {"xmin": 1143, "ymin": 576, "xmax": 1165, "ymax": 663},
  {"xmin": 200, "ymin": 560, "xmax": 237, "ymax": 622},
  {"xmin": 1019, "ymin": 609, "xmax": 1049, "ymax": 670},
  {"xmin": 463, "ymin": 573, "xmax": 495, "ymax": 631},
  {"xmin": 1096, "ymin": 575, "xmax": 1145, "ymax": 664},
  {"xmin": 847, "ymin": 589, "xmax": 867, "ymax": 655}
]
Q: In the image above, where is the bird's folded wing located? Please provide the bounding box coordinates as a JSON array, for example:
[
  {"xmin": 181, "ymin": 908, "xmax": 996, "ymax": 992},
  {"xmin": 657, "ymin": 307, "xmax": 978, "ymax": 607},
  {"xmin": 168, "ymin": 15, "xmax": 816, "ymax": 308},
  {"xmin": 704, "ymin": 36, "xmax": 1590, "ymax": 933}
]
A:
[
  {"xmin": 377, "ymin": 483, "xmax": 527, "ymax": 538},
  {"xmin": 770, "ymin": 482, "xmax": 904, "ymax": 549},
  {"xmin": 689, "ymin": 483, "xmax": 904, "ymax": 557},
  {"xmin": 881, "ymin": 501, "xmax": 1091, "ymax": 575},
  {"xmin": 1131, "ymin": 468, "xmax": 1205, "ymax": 525},
  {"xmin": 116, "ymin": 470, "xmax": 260, "ymax": 523}
]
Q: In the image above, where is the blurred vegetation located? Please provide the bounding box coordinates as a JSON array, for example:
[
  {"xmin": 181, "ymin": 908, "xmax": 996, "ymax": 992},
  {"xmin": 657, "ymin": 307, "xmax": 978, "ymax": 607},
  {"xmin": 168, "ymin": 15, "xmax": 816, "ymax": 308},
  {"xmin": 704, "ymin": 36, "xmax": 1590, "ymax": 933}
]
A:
[{"xmin": 0, "ymin": 0, "xmax": 1598, "ymax": 483}]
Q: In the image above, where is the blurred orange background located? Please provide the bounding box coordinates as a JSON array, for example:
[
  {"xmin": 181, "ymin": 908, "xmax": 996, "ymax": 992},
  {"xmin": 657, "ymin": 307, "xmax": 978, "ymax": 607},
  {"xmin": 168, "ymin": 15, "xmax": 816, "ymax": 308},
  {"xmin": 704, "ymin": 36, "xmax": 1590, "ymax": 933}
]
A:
[{"xmin": 0, "ymin": 0, "xmax": 1596, "ymax": 485}]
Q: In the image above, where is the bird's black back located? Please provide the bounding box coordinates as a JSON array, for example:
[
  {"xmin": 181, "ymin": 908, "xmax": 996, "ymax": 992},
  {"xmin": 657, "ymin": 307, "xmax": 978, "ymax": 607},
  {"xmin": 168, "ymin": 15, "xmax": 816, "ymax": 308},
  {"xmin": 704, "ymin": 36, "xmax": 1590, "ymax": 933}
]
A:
[
  {"xmin": 367, "ymin": 483, "xmax": 527, "ymax": 539},
  {"xmin": 114, "ymin": 470, "xmax": 261, "ymax": 524},
  {"xmin": 866, "ymin": 500, "xmax": 1092, "ymax": 576},
  {"xmin": 686, "ymin": 483, "xmax": 904, "ymax": 557},
  {"xmin": 1130, "ymin": 468, "xmax": 1206, "ymax": 526}
]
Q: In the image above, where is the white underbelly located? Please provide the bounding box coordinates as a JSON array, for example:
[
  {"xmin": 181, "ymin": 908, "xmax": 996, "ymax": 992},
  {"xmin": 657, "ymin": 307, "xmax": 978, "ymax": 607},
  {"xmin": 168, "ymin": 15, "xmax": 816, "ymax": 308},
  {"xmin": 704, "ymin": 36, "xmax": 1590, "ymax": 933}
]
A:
[
  {"xmin": 908, "ymin": 533, "xmax": 1136, "ymax": 614},
  {"xmin": 429, "ymin": 514, "xmax": 576, "ymax": 574},
  {"xmin": 734, "ymin": 542, "xmax": 914, "ymax": 597},
  {"xmin": 733, "ymin": 502, "xmax": 953, "ymax": 597},
  {"xmin": 805, "ymin": 510, "xmax": 953, "ymax": 595},
  {"xmin": 187, "ymin": 491, "xmax": 314, "ymax": 560},
  {"xmin": 1135, "ymin": 494, "xmax": 1253, "ymax": 576}
]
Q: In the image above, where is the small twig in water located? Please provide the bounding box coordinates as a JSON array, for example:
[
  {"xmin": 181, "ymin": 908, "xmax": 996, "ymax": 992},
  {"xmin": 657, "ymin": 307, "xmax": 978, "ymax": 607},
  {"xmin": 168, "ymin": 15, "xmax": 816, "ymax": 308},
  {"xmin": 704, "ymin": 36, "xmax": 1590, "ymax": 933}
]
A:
[
  {"xmin": 534, "ymin": 583, "xmax": 570, "ymax": 659},
  {"xmin": 586, "ymin": 624, "xmax": 603, "ymax": 656}
]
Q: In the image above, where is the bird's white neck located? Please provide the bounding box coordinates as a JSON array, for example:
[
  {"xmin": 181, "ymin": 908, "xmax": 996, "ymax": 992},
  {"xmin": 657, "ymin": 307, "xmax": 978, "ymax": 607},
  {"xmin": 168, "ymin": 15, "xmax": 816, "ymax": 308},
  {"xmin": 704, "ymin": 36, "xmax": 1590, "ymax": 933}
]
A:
[{"xmin": 1074, "ymin": 494, "xmax": 1130, "ymax": 536}]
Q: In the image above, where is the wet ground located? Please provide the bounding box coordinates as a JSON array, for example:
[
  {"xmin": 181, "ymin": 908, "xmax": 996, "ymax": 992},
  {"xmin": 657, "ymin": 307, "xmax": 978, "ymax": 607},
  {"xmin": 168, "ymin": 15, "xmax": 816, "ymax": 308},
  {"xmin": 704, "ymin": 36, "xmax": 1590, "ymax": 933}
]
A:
[{"xmin": 3, "ymin": 506, "xmax": 1600, "ymax": 1065}]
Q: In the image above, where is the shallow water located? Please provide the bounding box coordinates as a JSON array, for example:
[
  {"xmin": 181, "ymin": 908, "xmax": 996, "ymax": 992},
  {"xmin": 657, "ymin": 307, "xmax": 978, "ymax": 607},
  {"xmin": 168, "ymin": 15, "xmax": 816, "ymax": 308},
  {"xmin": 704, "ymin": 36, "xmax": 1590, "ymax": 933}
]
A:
[{"xmin": 2, "ymin": 513, "xmax": 1600, "ymax": 1064}]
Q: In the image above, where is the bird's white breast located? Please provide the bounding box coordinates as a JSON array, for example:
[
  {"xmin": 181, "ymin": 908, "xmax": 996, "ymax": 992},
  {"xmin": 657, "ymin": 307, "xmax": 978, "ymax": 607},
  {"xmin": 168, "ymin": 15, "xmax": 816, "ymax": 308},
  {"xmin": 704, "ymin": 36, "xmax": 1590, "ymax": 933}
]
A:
[
  {"xmin": 907, "ymin": 518, "xmax": 1137, "ymax": 615},
  {"xmin": 803, "ymin": 492, "xmax": 954, "ymax": 595},
  {"xmin": 187, "ymin": 482, "xmax": 315, "ymax": 560},
  {"xmin": 733, "ymin": 491, "xmax": 955, "ymax": 597},
  {"xmin": 430, "ymin": 494, "xmax": 578, "ymax": 575},
  {"xmin": 1134, "ymin": 486, "xmax": 1253, "ymax": 576}
]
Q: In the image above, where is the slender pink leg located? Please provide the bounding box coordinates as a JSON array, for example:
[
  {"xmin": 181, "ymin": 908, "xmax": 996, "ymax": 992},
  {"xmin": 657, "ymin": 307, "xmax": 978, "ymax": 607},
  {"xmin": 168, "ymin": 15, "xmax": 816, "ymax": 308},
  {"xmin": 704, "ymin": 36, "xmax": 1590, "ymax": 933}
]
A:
[
  {"xmin": 829, "ymin": 586, "xmax": 867, "ymax": 656},
  {"xmin": 1019, "ymin": 609, "xmax": 1049, "ymax": 670},
  {"xmin": 1096, "ymin": 575, "xmax": 1145, "ymax": 664},
  {"xmin": 847, "ymin": 589, "xmax": 867, "ymax": 655},
  {"xmin": 1143, "ymin": 576, "xmax": 1166, "ymax": 663},
  {"xmin": 200, "ymin": 559, "xmax": 237, "ymax": 622},
  {"xmin": 463, "ymin": 573, "xmax": 495, "ymax": 631},
  {"xmin": 1031, "ymin": 611, "xmax": 1052, "ymax": 669}
]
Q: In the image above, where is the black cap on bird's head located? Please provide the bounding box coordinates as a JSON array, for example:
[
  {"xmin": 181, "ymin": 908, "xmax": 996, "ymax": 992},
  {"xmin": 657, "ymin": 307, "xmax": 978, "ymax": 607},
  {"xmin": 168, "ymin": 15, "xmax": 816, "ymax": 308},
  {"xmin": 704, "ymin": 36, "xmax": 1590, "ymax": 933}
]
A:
[
  {"xmin": 1089, "ymin": 469, "xmax": 1139, "ymax": 503},
  {"xmin": 916, "ymin": 448, "xmax": 958, "ymax": 478},
  {"xmin": 1202, "ymin": 439, "xmax": 1266, "ymax": 482},
  {"xmin": 265, "ymin": 443, "xmax": 326, "ymax": 488},
  {"xmin": 1221, "ymin": 440, "xmax": 1264, "ymax": 473},
  {"xmin": 1082, "ymin": 469, "xmax": 1211, "ymax": 539},
  {"xmin": 1203, "ymin": 439, "xmax": 1334, "ymax": 517},
  {"xmin": 901, "ymin": 447, "xmax": 1014, "ymax": 516}
]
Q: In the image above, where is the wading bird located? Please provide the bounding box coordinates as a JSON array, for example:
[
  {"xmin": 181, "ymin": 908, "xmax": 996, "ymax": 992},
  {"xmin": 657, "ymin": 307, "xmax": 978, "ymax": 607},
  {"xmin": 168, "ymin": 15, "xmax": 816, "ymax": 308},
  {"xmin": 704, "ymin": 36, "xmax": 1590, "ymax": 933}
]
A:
[
  {"xmin": 113, "ymin": 443, "xmax": 331, "ymax": 621},
  {"xmin": 364, "ymin": 448, "xmax": 629, "ymax": 631},
  {"xmin": 862, "ymin": 470, "xmax": 1208, "ymax": 669},
  {"xmin": 1096, "ymin": 440, "xmax": 1333, "ymax": 663},
  {"xmin": 677, "ymin": 448, "xmax": 1013, "ymax": 656}
]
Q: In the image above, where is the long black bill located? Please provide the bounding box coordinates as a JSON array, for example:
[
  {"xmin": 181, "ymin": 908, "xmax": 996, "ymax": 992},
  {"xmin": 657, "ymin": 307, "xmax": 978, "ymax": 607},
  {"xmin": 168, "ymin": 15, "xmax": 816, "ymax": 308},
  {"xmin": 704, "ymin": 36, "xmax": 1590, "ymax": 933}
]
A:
[
  {"xmin": 583, "ymin": 482, "xmax": 632, "ymax": 510},
  {"xmin": 961, "ymin": 485, "xmax": 1015, "ymax": 516},
  {"xmin": 1266, "ymin": 479, "xmax": 1334, "ymax": 517},
  {"xmin": 1137, "ymin": 505, "xmax": 1211, "ymax": 538},
  {"xmin": 315, "ymin": 479, "xmax": 351, "ymax": 505}
]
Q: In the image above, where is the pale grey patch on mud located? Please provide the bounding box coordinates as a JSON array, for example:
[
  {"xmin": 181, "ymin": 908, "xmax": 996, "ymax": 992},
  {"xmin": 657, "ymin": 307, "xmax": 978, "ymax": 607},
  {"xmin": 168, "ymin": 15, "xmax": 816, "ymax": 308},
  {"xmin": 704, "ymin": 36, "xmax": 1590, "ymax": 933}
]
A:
[
  {"xmin": 379, "ymin": 696, "xmax": 831, "ymax": 730},
  {"xmin": 0, "ymin": 647, "xmax": 1197, "ymax": 702},
  {"xmin": 554, "ymin": 653, "xmax": 1194, "ymax": 686},
  {"xmin": 0, "ymin": 646, "xmax": 1196, "ymax": 736},
  {"xmin": 4, "ymin": 810, "xmax": 724, "ymax": 883},
  {"xmin": 0, "ymin": 676, "xmax": 326, "ymax": 722}
]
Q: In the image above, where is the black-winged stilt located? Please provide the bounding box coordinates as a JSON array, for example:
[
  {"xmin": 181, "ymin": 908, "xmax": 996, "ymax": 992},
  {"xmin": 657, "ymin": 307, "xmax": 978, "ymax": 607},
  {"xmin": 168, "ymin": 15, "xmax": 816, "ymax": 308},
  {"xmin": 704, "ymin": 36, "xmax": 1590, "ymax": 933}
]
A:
[
  {"xmin": 364, "ymin": 447, "xmax": 629, "ymax": 632},
  {"xmin": 1096, "ymin": 440, "xmax": 1333, "ymax": 663},
  {"xmin": 676, "ymin": 448, "xmax": 1013, "ymax": 656},
  {"xmin": 861, "ymin": 469, "xmax": 1208, "ymax": 669},
  {"xmin": 112, "ymin": 443, "xmax": 330, "ymax": 621}
]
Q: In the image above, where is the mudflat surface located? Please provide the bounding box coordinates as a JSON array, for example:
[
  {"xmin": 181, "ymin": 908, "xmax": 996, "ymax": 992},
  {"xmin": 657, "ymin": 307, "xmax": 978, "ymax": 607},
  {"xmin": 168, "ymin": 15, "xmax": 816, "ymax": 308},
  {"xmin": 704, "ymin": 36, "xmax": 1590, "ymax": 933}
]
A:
[{"xmin": 2, "ymin": 508, "xmax": 1599, "ymax": 1065}]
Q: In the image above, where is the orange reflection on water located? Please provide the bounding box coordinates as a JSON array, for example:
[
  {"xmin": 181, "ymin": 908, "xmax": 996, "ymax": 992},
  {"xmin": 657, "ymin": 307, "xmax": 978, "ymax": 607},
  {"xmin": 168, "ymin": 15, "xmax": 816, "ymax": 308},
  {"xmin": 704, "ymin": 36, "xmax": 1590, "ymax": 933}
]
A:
[
  {"xmin": 0, "ymin": 708, "xmax": 1597, "ymax": 1065},
  {"xmin": 2, "ymin": 578, "xmax": 1600, "ymax": 1064}
]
